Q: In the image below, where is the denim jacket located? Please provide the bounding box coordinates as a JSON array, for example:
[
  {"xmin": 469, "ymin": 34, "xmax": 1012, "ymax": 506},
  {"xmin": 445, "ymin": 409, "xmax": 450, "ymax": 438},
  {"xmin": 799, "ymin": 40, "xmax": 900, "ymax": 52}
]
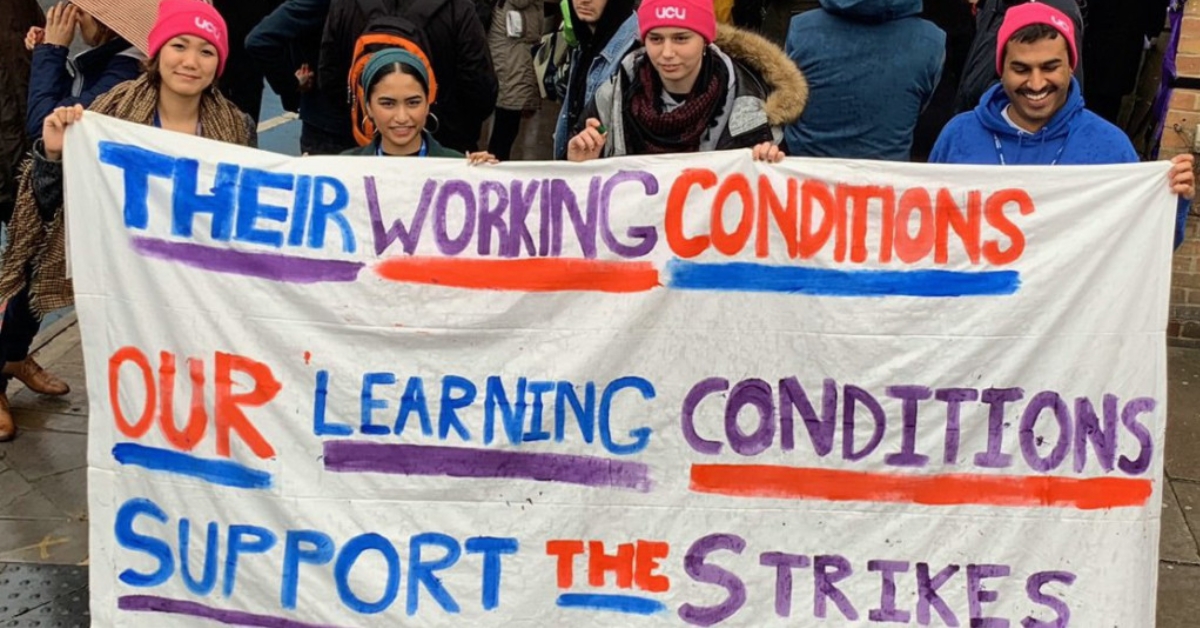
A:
[{"xmin": 553, "ymin": 15, "xmax": 638, "ymax": 160}]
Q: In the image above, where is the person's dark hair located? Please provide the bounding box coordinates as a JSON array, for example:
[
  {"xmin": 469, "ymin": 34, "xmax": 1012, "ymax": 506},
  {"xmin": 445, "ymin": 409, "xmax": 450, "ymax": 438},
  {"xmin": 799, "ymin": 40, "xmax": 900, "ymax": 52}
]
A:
[
  {"xmin": 142, "ymin": 53, "xmax": 163, "ymax": 86},
  {"xmin": 1001, "ymin": 24, "xmax": 1069, "ymax": 68},
  {"xmin": 366, "ymin": 61, "xmax": 430, "ymax": 99}
]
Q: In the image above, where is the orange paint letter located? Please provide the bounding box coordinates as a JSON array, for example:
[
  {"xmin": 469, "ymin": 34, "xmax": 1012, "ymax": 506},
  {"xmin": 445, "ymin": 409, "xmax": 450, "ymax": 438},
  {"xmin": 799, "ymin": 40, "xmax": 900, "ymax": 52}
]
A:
[
  {"xmin": 214, "ymin": 352, "xmax": 280, "ymax": 459},
  {"xmin": 158, "ymin": 352, "xmax": 209, "ymax": 451},
  {"xmin": 983, "ymin": 189, "xmax": 1035, "ymax": 265},
  {"xmin": 757, "ymin": 176, "xmax": 798, "ymax": 258},
  {"xmin": 634, "ymin": 540, "xmax": 670, "ymax": 593},
  {"xmin": 665, "ymin": 168, "xmax": 717, "ymax": 258},
  {"xmin": 546, "ymin": 540, "xmax": 585, "ymax": 588},
  {"xmin": 587, "ymin": 541, "xmax": 635, "ymax": 588},
  {"xmin": 109, "ymin": 346, "xmax": 155, "ymax": 439}
]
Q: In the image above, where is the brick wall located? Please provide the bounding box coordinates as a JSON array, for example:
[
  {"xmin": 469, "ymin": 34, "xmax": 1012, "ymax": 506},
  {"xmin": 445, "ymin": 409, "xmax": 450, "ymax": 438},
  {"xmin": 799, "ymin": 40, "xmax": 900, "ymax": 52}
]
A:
[{"xmin": 1167, "ymin": 3, "xmax": 1200, "ymax": 346}]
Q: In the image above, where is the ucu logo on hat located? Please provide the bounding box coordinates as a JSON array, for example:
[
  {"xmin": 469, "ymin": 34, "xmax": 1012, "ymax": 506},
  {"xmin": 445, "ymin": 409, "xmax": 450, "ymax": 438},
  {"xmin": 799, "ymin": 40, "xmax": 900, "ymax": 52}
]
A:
[
  {"xmin": 194, "ymin": 16, "xmax": 221, "ymax": 39},
  {"xmin": 1050, "ymin": 15, "xmax": 1071, "ymax": 34},
  {"xmin": 655, "ymin": 6, "xmax": 687, "ymax": 19}
]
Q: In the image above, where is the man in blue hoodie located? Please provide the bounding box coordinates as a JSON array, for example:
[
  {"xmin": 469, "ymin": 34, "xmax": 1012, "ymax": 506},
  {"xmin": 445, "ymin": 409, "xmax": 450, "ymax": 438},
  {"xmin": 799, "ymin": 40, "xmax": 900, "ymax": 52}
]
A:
[
  {"xmin": 930, "ymin": 2, "xmax": 1195, "ymax": 248},
  {"xmin": 784, "ymin": 0, "xmax": 945, "ymax": 161}
]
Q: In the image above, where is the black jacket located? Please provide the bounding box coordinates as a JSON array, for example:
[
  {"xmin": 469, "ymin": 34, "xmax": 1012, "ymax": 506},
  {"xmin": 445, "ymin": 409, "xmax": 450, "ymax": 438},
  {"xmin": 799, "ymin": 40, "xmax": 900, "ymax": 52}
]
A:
[
  {"xmin": 320, "ymin": 0, "xmax": 498, "ymax": 152},
  {"xmin": 246, "ymin": 0, "xmax": 354, "ymax": 144},
  {"xmin": 1, "ymin": 0, "xmax": 43, "ymax": 221},
  {"xmin": 26, "ymin": 37, "xmax": 142, "ymax": 139},
  {"xmin": 954, "ymin": 0, "xmax": 1084, "ymax": 113}
]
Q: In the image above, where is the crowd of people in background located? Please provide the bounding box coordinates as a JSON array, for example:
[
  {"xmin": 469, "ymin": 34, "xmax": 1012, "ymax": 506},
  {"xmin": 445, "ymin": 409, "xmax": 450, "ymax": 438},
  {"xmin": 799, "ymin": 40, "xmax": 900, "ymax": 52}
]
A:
[{"xmin": 0, "ymin": 0, "xmax": 1194, "ymax": 442}]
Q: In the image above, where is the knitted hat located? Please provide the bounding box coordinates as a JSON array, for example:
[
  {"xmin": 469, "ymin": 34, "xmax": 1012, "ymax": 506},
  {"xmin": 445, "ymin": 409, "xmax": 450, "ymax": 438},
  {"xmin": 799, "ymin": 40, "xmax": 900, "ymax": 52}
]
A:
[
  {"xmin": 147, "ymin": 0, "xmax": 230, "ymax": 77},
  {"xmin": 362, "ymin": 47, "xmax": 437, "ymax": 103},
  {"xmin": 995, "ymin": 3, "xmax": 1078, "ymax": 75},
  {"xmin": 70, "ymin": 0, "xmax": 159, "ymax": 55},
  {"xmin": 637, "ymin": 0, "xmax": 716, "ymax": 44}
]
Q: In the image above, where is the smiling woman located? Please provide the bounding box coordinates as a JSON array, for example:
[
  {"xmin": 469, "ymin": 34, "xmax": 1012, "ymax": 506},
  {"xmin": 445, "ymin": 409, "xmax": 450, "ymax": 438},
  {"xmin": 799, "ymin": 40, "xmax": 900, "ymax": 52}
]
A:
[
  {"xmin": 0, "ymin": 0, "xmax": 257, "ymax": 442},
  {"xmin": 342, "ymin": 45, "xmax": 498, "ymax": 164}
]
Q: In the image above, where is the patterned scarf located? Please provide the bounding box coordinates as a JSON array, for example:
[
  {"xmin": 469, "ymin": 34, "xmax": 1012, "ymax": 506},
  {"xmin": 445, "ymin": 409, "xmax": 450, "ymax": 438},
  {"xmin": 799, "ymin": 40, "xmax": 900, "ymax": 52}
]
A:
[
  {"xmin": 626, "ymin": 51, "xmax": 726, "ymax": 155},
  {"xmin": 0, "ymin": 75, "xmax": 251, "ymax": 315}
]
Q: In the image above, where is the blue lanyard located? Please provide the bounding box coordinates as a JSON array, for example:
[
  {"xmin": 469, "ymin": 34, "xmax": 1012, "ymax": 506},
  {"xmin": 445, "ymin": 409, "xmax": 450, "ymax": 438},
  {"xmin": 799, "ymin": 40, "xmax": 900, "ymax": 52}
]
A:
[
  {"xmin": 377, "ymin": 139, "xmax": 427, "ymax": 157},
  {"xmin": 992, "ymin": 133, "xmax": 1067, "ymax": 166},
  {"xmin": 152, "ymin": 110, "xmax": 202, "ymax": 135}
]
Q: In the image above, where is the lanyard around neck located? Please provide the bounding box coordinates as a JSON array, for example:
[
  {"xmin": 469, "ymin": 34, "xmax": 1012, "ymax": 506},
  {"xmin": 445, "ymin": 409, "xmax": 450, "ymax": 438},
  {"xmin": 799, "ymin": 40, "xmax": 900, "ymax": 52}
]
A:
[
  {"xmin": 992, "ymin": 132, "xmax": 1067, "ymax": 167},
  {"xmin": 377, "ymin": 139, "xmax": 428, "ymax": 157},
  {"xmin": 153, "ymin": 109, "xmax": 202, "ymax": 135}
]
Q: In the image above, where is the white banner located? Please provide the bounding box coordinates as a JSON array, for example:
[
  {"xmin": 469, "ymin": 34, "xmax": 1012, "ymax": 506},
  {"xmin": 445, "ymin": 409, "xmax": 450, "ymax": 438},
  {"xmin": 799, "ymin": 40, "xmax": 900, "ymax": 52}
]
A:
[{"xmin": 67, "ymin": 114, "xmax": 1173, "ymax": 626}]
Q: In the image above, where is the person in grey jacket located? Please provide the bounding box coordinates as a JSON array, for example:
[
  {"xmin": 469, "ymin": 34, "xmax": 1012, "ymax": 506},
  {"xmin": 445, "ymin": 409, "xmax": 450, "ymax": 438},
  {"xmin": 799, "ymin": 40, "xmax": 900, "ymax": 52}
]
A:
[{"xmin": 568, "ymin": 0, "xmax": 807, "ymax": 161}]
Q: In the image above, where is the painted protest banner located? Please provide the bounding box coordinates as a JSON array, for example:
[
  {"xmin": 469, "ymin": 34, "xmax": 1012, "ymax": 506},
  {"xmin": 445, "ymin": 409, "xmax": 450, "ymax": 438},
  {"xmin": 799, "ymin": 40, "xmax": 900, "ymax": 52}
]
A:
[{"xmin": 67, "ymin": 113, "xmax": 1173, "ymax": 626}]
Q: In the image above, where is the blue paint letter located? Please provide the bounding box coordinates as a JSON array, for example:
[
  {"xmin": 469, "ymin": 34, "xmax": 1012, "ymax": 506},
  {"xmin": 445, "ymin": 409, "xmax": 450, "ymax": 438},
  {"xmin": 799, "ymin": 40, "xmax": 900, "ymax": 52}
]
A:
[
  {"xmin": 335, "ymin": 533, "xmax": 401, "ymax": 614},
  {"xmin": 223, "ymin": 525, "xmax": 278, "ymax": 597},
  {"xmin": 178, "ymin": 518, "xmax": 219, "ymax": 595},
  {"xmin": 599, "ymin": 377, "xmax": 654, "ymax": 455},
  {"xmin": 171, "ymin": 158, "xmax": 238, "ymax": 240},
  {"xmin": 439, "ymin": 376, "xmax": 475, "ymax": 441},
  {"xmin": 408, "ymin": 533, "xmax": 462, "ymax": 616},
  {"xmin": 282, "ymin": 530, "xmax": 335, "ymax": 610},
  {"xmin": 114, "ymin": 498, "xmax": 174, "ymax": 587},
  {"xmin": 98, "ymin": 142, "xmax": 175, "ymax": 230},
  {"xmin": 310, "ymin": 176, "xmax": 355, "ymax": 253},
  {"xmin": 313, "ymin": 370, "xmax": 352, "ymax": 436},
  {"xmin": 235, "ymin": 168, "xmax": 293, "ymax": 248},
  {"xmin": 465, "ymin": 537, "xmax": 519, "ymax": 611},
  {"xmin": 361, "ymin": 372, "xmax": 396, "ymax": 435}
]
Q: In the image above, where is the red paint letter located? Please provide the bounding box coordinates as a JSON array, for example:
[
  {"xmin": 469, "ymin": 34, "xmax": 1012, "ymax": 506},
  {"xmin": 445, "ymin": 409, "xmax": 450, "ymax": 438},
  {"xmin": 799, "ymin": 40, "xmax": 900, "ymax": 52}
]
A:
[
  {"xmin": 634, "ymin": 540, "xmax": 671, "ymax": 592},
  {"xmin": 665, "ymin": 168, "xmax": 716, "ymax": 258},
  {"xmin": 546, "ymin": 540, "xmax": 585, "ymax": 588},
  {"xmin": 214, "ymin": 352, "xmax": 280, "ymax": 458},
  {"xmin": 983, "ymin": 189, "xmax": 1035, "ymax": 265},
  {"xmin": 109, "ymin": 347, "xmax": 155, "ymax": 438},
  {"xmin": 588, "ymin": 541, "xmax": 635, "ymax": 588}
]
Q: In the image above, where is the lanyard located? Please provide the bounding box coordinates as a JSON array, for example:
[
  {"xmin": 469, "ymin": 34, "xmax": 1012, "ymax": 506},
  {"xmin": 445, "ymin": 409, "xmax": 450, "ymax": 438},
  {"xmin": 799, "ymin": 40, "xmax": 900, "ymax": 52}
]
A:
[
  {"xmin": 992, "ymin": 133, "xmax": 1067, "ymax": 166},
  {"xmin": 377, "ymin": 139, "xmax": 427, "ymax": 157},
  {"xmin": 153, "ymin": 109, "xmax": 202, "ymax": 135}
]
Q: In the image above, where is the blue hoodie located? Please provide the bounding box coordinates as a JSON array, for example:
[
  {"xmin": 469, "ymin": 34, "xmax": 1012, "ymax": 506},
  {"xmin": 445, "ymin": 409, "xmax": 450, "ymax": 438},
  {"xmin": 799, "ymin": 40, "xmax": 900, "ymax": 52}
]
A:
[
  {"xmin": 784, "ymin": 0, "xmax": 944, "ymax": 161},
  {"xmin": 931, "ymin": 78, "xmax": 1189, "ymax": 248}
]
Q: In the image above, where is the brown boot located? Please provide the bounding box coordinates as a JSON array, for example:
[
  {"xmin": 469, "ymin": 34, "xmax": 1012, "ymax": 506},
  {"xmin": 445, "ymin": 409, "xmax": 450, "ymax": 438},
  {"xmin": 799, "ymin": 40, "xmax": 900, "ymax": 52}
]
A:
[
  {"xmin": 0, "ymin": 392, "xmax": 13, "ymax": 442},
  {"xmin": 2, "ymin": 356, "xmax": 69, "ymax": 396}
]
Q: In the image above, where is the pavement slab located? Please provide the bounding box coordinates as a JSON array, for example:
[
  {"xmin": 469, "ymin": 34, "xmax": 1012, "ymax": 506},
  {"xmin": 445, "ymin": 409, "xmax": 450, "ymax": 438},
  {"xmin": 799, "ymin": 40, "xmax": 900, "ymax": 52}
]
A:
[
  {"xmin": 1167, "ymin": 347, "xmax": 1200, "ymax": 482},
  {"xmin": 0, "ymin": 470, "xmax": 66, "ymax": 522},
  {"xmin": 13, "ymin": 410, "xmax": 87, "ymax": 436},
  {"xmin": 1159, "ymin": 563, "xmax": 1200, "ymax": 627},
  {"xmin": 31, "ymin": 468, "xmax": 87, "ymax": 522},
  {"xmin": 0, "ymin": 431, "xmax": 86, "ymax": 483},
  {"xmin": 1163, "ymin": 483, "xmax": 1200, "ymax": 564}
]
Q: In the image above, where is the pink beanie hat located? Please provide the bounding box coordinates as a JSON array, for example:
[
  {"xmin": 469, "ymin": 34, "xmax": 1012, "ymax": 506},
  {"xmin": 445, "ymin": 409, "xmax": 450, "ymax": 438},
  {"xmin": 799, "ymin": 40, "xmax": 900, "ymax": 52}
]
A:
[
  {"xmin": 147, "ymin": 0, "xmax": 230, "ymax": 77},
  {"xmin": 637, "ymin": 0, "xmax": 717, "ymax": 44},
  {"xmin": 995, "ymin": 3, "xmax": 1077, "ymax": 75}
]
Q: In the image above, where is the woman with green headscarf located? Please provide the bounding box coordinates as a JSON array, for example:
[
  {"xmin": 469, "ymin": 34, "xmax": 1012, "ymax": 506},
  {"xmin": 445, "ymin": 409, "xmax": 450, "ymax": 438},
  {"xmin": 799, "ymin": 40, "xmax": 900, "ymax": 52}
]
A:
[{"xmin": 343, "ymin": 46, "xmax": 497, "ymax": 164}]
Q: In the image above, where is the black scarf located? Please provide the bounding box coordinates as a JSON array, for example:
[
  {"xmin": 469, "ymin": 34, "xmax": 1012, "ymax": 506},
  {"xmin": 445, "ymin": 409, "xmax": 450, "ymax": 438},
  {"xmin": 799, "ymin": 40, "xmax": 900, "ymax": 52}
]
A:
[{"xmin": 624, "ymin": 50, "xmax": 727, "ymax": 155}]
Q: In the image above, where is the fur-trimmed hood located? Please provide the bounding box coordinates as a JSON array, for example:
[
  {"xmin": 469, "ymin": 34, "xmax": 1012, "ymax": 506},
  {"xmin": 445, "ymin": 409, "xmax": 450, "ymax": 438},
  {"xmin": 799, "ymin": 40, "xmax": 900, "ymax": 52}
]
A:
[{"xmin": 713, "ymin": 23, "xmax": 808, "ymax": 126}]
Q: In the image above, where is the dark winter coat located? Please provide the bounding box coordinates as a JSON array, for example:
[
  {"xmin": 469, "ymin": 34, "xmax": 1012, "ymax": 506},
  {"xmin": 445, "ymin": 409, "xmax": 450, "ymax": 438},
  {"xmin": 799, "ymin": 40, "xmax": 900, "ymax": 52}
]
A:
[
  {"xmin": 585, "ymin": 24, "xmax": 808, "ymax": 157},
  {"xmin": 784, "ymin": 0, "xmax": 945, "ymax": 160},
  {"xmin": 25, "ymin": 37, "xmax": 143, "ymax": 139},
  {"xmin": 954, "ymin": 0, "xmax": 1084, "ymax": 113},
  {"xmin": 246, "ymin": 0, "xmax": 354, "ymax": 143},
  {"xmin": 1, "ymin": 0, "xmax": 43, "ymax": 222},
  {"xmin": 320, "ymin": 0, "xmax": 498, "ymax": 153},
  {"xmin": 213, "ymin": 0, "xmax": 280, "ymax": 121},
  {"xmin": 341, "ymin": 130, "xmax": 463, "ymax": 157}
]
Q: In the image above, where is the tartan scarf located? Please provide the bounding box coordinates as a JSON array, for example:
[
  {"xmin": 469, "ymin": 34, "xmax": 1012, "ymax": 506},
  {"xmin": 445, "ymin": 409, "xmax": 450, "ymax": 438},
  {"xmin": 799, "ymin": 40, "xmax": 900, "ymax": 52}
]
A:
[{"xmin": 0, "ymin": 75, "xmax": 250, "ymax": 315}]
